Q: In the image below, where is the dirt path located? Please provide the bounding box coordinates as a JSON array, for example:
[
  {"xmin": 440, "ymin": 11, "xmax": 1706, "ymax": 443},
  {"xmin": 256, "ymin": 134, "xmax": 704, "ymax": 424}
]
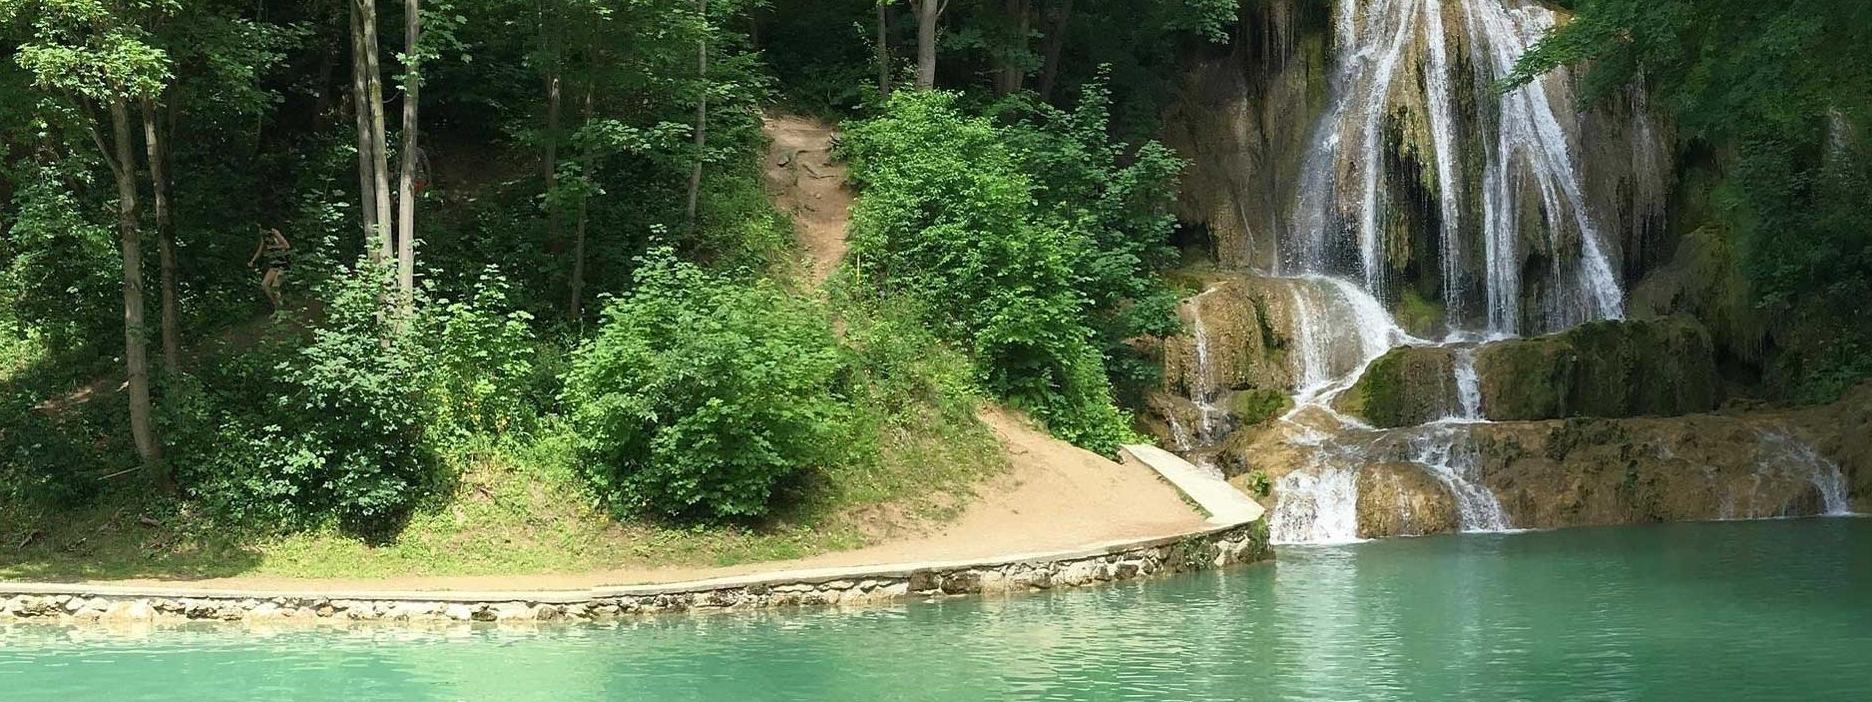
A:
[
  {"xmin": 93, "ymin": 410, "xmax": 1207, "ymax": 592},
  {"xmin": 762, "ymin": 113, "xmax": 851, "ymax": 285}
]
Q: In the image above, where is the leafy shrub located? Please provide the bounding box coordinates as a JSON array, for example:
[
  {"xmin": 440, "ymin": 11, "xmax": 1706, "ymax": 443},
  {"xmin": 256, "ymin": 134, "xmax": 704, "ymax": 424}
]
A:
[
  {"xmin": 416, "ymin": 268, "xmax": 549, "ymax": 438},
  {"xmin": 181, "ymin": 266, "xmax": 441, "ymax": 537},
  {"xmin": 563, "ymin": 249, "xmax": 852, "ymax": 522},
  {"xmin": 841, "ymin": 87, "xmax": 1181, "ymax": 452}
]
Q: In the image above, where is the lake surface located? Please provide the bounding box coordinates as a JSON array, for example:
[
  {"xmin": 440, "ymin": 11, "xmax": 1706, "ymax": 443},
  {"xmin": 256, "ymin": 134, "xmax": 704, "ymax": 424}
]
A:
[{"xmin": 4, "ymin": 518, "xmax": 1870, "ymax": 701}]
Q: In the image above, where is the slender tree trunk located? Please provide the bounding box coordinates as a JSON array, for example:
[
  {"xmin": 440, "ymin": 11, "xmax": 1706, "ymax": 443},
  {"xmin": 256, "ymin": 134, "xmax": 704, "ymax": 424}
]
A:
[
  {"xmin": 350, "ymin": 1, "xmax": 381, "ymax": 255},
  {"xmin": 141, "ymin": 100, "xmax": 180, "ymax": 375},
  {"xmin": 569, "ymin": 84, "xmax": 594, "ymax": 320},
  {"xmin": 913, "ymin": 0, "xmax": 940, "ymax": 89},
  {"xmin": 876, "ymin": 2, "xmax": 892, "ymax": 95},
  {"xmin": 995, "ymin": 0, "xmax": 1031, "ymax": 96},
  {"xmin": 1037, "ymin": 0, "xmax": 1071, "ymax": 102},
  {"xmin": 395, "ymin": 0, "xmax": 421, "ymax": 301},
  {"xmin": 359, "ymin": 0, "xmax": 394, "ymax": 263},
  {"xmin": 108, "ymin": 99, "xmax": 162, "ymax": 479},
  {"xmin": 684, "ymin": 0, "xmax": 709, "ymax": 229},
  {"xmin": 543, "ymin": 61, "xmax": 562, "ymax": 244}
]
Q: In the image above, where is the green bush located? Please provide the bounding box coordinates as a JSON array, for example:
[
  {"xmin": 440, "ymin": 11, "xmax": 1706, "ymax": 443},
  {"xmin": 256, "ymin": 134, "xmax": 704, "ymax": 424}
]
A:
[
  {"xmin": 180, "ymin": 266, "xmax": 442, "ymax": 538},
  {"xmin": 563, "ymin": 249, "xmax": 853, "ymax": 522},
  {"xmin": 416, "ymin": 268, "xmax": 549, "ymax": 438},
  {"xmin": 841, "ymin": 87, "xmax": 1180, "ymax": 453}
]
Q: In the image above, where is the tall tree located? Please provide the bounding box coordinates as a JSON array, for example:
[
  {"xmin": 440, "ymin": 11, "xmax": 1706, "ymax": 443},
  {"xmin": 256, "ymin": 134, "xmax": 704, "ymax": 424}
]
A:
[
  {"xmin": 141, "ymin": 97, "xmax": 179, "ymax": 374},
  {"xmin": 353, "ymin": 0, "xmax": 393, "ymax": 263},
  {"xmin": 394, "ymin": 0, "xmax": 422, "ymax": 299},
  {"xmin": 910, "ymin": 0, "xmax": 944, "ymax": 88},
  {"xmin": 683, "ymin": 0, "xmax": 708, "ymax": 228},
  {"xmin": 875, "ymin": 1, "xmax": 892, "ymax": 95},
  {"xmin": 4, "ymin": 0, "xmax": 173, "ymax": 476}
]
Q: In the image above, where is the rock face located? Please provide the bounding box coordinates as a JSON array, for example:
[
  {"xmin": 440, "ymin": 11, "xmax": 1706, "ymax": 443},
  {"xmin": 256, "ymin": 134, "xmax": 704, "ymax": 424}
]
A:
[
  {"xmin": 1162, "ymin": 2, "xmax": 1331, "ymax": 271},
  {"xmin": 1475, "ymin": 319, "xmax": 1719, "ymax": 421},
  {"xmin": 1355, "ymin": 462, "xmax": 1459, "ymax": 537},
  {"xmin": 1146, "ymin": 274, "xmax": 1304, "ymax": 449},
  {"xmin": 1337, "ymin": 345, "xmax": 1460, "ymax": 427},
  {"xmin": 1234, "ymin": 396, "xmax": 1860, "ymax": 541}
]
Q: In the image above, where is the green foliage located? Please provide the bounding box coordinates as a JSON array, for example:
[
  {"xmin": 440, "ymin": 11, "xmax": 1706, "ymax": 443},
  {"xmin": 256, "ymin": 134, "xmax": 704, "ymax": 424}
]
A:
[
  {"xmin": 416, "ymin": 268, "xmax": 549, "ymax": 439},
  {"xmin": 842, "ymin": 86, "xmax": 1180, "ymax": 453},
  {"xmin": 1244, "ymin": 468, "xmax": 1271, "ymax": 498},
  {"xmin": 563, "ymin": 249, "xmax": 853, "ymax": 523},
  {"xmin": 179, "ymin": 267, "xmax": 442, "ymax": 538}
]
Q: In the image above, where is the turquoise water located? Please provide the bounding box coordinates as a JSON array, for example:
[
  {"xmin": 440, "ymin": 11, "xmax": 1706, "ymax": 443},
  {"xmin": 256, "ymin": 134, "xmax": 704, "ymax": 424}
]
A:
[{"xmin": 4, "ymin": 518, "xmax": 1870, "ymax": 701}]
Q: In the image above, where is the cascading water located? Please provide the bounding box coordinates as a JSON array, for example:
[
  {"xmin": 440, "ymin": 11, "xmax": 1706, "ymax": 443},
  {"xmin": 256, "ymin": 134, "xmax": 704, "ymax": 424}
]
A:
[
  {"xmin": 1267, "ymin": 0, "xmax": 1638, "ymax": 543},
  {"xmin": 1447, "ymin": 347, "xmax": 1482, "ymax": 422},
  {"xmin": 1408, "ymin": 426, "xmax": 1510, "ymax": 531},
  {"xmin": 1285, "ymin": 0, "xmax": 1625, "ymax": 335},
  {"xmin": 1285, "ymin": 275, "xmax": 1421, "ymax": 410},
  {"xmin": 1269, "ymin": 450, "xmax": 1365, "ymax": 544},
  {"xmin": 1751, "ymin": 431, "xmax": 1854, "ymax": 517},
  {"xmin": 1188, "ymin": 286, "xmax": 1226, "ymax": 445}
]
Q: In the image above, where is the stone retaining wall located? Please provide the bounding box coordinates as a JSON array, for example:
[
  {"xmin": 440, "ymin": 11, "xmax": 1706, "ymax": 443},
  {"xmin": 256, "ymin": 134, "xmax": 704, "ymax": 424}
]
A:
[{"xmin": 0, "ymin": 520, "xmax": 1269, "ymax": 625}]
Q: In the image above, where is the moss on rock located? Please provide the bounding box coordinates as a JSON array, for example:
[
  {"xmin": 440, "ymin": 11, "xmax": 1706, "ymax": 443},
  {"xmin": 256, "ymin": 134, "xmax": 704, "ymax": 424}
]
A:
[
  {"xmin": 1228, "ymin": 388, "xmax": 1293, "ymax": 427},
  {"xmin": 1475, "ymin": 319, "xmax": 1718, "ymax": 421},
  {"xmin": 1339, "ymin": 345, "xmax": 1459, "ymax": 427}
]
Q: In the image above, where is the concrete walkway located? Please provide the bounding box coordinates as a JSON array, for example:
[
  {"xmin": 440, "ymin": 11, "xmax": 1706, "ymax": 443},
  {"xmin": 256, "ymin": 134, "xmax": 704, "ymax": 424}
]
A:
[{"xmin": 1121, "ymin": 444, "xmax": 1267, "ymax": 525}]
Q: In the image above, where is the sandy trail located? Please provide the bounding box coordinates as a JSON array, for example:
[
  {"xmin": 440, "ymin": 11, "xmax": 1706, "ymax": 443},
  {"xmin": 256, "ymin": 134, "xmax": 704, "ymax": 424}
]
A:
[{"xmin": 762, "ymin": 113, "xmax": 851, "ymax": 285}]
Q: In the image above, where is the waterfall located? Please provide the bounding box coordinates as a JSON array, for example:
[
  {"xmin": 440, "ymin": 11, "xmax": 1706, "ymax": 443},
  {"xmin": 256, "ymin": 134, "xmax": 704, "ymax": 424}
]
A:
[
  {"xmin": 1422, "ymin": 0, "xmax": 1466, "ymax": 323},
  {"xmin": 1409, "ymin": 426, "xmax": 1510, "ymax": 531},
  {"xmin": 1285, "ymin": 0, "xmax": 1624, "ymax": 335},
  {"xmin": 1270, "ymin": 460, "xmax": 1363, "ymax": 544},
  {"xmin": 1285, "ymin": 275, "xmax": 1421, "ymax": 409},
  {"xmin": 1189, "ymin": 285, "xmax": 1226, "ymax": 444},
  {"xmin": 1754, "ymin": 431, "xmax": 1853, "ymax": 516},
  {"xmin": 1466, "ymin": 0, "xmax": 1624, "ymax": 333},
  {"xmin": 1447, "ymin": 347, "xmax": 1482, "ymax": 421},
  {"xmin": 1169, "ymin": 285, "xmax": 1231, "ymax": 463}
]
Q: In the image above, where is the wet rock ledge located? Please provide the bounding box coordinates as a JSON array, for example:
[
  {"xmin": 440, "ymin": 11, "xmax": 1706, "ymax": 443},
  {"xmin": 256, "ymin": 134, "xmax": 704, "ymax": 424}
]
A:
[{"xmin": 0, "ymin": 521, "xmax": 1269, "ymax": 625}]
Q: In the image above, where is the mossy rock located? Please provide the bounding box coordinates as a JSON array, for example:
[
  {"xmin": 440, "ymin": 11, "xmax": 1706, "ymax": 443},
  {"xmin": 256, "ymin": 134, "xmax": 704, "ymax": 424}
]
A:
[
  {"xmin": 1227, "ymin": 388, "xmax": 1292, "ymax": 427},
  {"xmin": 1475, "ymin": 319, "xmax": 1719, "ymax": 421},
  {"xmin": 1339, "ymin": 346, "xmax": 1459, "ymax": 427}
]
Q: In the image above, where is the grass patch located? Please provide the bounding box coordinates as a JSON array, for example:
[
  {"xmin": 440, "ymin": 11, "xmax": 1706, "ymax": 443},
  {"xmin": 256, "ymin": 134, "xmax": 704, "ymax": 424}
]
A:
[{"xmin": 0, "ymin": 390, "xmax": 1004, "ymax": 581}]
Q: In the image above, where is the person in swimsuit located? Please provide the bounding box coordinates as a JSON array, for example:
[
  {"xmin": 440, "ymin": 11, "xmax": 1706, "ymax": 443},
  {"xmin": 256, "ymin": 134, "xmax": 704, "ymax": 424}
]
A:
[{"xmin": 248, "ymin": 228, "xmax": 292, "ymax": 310}]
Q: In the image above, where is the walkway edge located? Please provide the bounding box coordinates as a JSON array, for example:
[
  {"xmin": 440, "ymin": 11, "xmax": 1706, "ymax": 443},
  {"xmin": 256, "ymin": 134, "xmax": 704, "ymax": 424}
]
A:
[
  {"xmin": 0, "ymin": 519, "xmax": 1270, "ymax": 624},
  {"xmin": 1120, "ymin": 444, "xmax": 1267, "ymax": 524}
]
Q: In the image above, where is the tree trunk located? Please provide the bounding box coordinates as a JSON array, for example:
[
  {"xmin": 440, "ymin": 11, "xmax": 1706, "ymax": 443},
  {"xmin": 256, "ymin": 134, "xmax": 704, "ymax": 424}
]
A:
[
  {"xmin": 539, "ymin": 0, "xmax": 563, "ymax": 248},
  {"xmin": 684, "ymin": 0, "xmax": 709, "ymax": 229},
  {"xmin": 350, "ymin": 1, "xmax": 381, "ymax": 255},
  {"xmin": 876, "ymin": 2, "xmax": 892, "ymax": 95},
  {"xmin": 995, "ymin": 0, "xmax": 1031, "ymax": 96},
  {"xmin": 913, "ymin": 0, "xmax": 940, "ymax": 89},
  {"xmin": 543, "ymin": 63, "xmax": 562, "ymax": 245},
  {"xmin": 359, "ymin": 0, "xmax": 394, "ymax": 263},
  {"xmin": 395, "ymin": 0, "xmax": 421, "ymax": 301},
  {"xmin": 141, "ymin": 100, "xmax": 180, "ymax": 375},
  {"xmin": 1037, "ymin": 0, "xmax": 1071, "ymax": 102},
  {"xmin": 569, "ymin": 84, "xmax": 594, "ymax": 320},
  {"xmin": 109, "ymin": 99, "xmax": 162, "ymax": 479}
]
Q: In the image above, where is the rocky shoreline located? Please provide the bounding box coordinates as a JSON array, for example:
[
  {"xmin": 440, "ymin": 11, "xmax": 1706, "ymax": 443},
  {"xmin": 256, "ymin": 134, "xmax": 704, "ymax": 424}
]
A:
[{"xmin": 0, "ymin": 520, "xmax": 1270, "ymax": 625}]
